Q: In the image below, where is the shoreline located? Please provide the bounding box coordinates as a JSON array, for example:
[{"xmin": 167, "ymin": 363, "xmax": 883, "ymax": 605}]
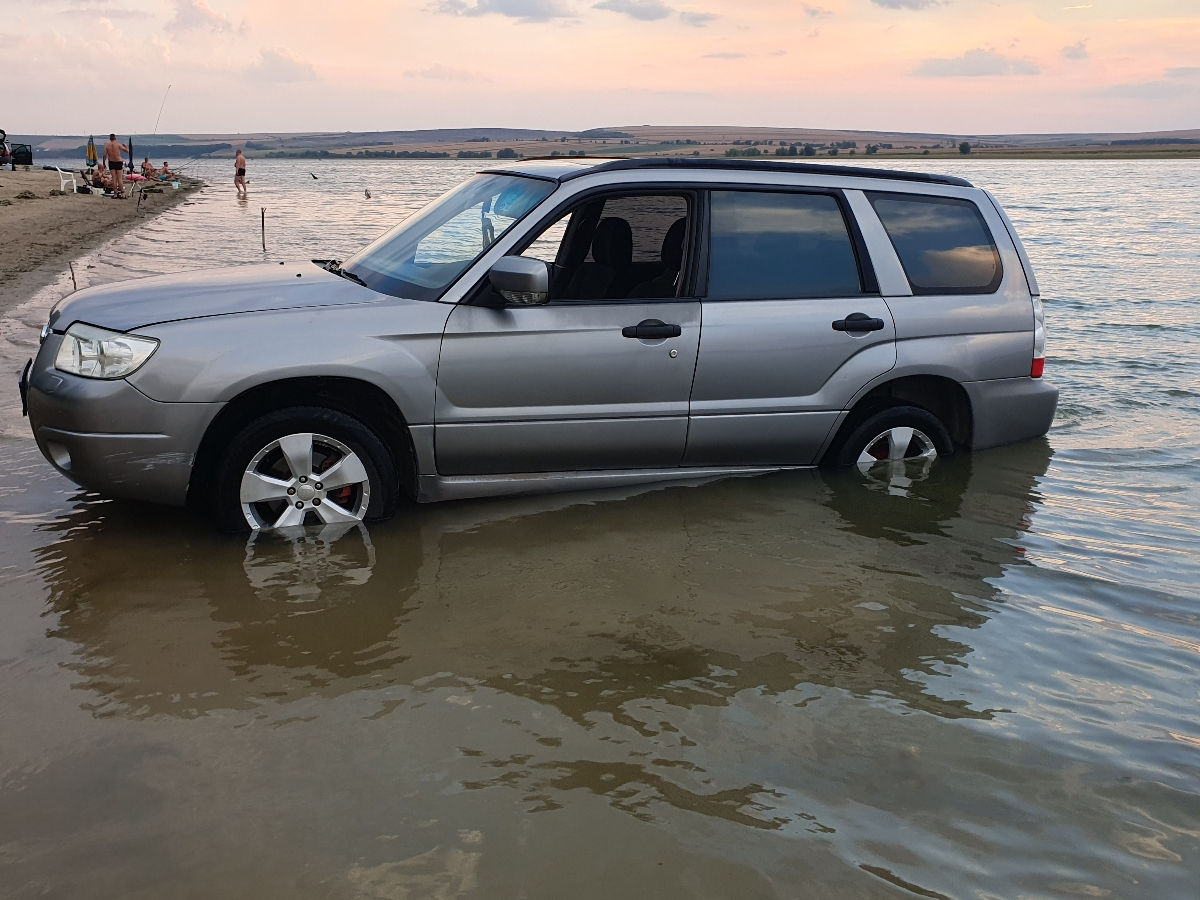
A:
[{"xmin": 0, "ymin": 168, "xmax": 203, "ymax": 316}]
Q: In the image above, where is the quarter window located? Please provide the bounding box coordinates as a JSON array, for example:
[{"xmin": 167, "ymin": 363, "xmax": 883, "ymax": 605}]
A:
[
  {"xmin": 867, "ymin": 193, "xmax": 1002, "ymax": 294},
  {"xmin": 707, "ymin": 191, "xmax": 864, "ymax": 300}
]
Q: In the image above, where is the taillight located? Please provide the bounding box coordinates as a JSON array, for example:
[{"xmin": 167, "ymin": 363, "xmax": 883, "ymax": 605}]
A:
[{"xmin": 1031, "ymin": 295, "xmax": 1046, "ymax": 378}]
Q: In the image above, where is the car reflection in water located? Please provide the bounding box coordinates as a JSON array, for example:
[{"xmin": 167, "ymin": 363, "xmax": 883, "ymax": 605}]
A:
[{"xmin": 37, "ymin": 441, "xmax": 1050, "ymax": 827}]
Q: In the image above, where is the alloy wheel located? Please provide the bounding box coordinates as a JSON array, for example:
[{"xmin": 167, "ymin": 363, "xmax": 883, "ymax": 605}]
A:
[
  {"xmin": 238, "ymin": 431, "xmax": 371, "ymax": 530},
  {"xmin": 855, "ymin": 426, "xmax": 938, "ymax": 472}
]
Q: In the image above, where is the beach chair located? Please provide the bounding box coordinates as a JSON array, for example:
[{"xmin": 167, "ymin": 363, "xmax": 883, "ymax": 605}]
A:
[{"xmin": 53, "ymin": 167, "xmax": 77, "ymax": 193}]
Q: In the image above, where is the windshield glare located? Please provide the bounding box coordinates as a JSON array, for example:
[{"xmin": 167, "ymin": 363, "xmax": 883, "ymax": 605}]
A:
[{"xmin": 343, "ymin": 174, "xmax": 554, "ymax": 301}]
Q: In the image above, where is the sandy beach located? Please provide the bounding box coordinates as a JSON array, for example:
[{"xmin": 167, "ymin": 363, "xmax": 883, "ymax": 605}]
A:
[{"xmin": 0, "ymin": 167, "xmax": 201, "ymax": 313}]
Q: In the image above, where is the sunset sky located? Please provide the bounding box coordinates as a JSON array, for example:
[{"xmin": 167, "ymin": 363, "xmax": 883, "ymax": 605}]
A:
[{"xmin": 5, "ymin": 0, "xmax": 1198, "ymax": 136}]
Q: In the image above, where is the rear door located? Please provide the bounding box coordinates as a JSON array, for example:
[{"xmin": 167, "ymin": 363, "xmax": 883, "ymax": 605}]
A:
[{"xmin": 684, "ymin": 188, "xmax": 896, "ymax": 466}]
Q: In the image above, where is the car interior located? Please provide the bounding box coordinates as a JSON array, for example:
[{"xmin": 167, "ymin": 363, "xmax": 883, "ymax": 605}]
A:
[{"xmin": 479, "ymin": 193, "xmax": 692, "ymax": 305}]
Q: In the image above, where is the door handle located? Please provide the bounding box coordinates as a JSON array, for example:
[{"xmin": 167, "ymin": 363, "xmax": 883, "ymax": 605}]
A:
[
  {"xmin": 832, "ymin": 312, "xmax": 885, "ymax": 333},
  {"xmin": 622, "ymin": 319, "xmax": 682, "ymax": 340}
]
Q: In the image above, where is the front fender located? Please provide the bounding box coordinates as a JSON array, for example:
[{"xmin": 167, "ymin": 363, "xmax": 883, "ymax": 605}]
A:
[{"xmin": 126, "ymin": 299, "xmax": 453, "ymax": 425}]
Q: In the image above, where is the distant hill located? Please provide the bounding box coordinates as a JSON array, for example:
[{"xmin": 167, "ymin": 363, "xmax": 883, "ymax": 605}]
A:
[{"xmin": 11, "ymin": 125, "xmax": 1199, "ymax": 159}]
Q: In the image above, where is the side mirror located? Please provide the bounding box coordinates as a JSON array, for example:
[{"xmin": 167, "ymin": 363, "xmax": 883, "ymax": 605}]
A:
[{"xmin": 488, "ymin": 257, "xmax": 549, "ymax": 305}]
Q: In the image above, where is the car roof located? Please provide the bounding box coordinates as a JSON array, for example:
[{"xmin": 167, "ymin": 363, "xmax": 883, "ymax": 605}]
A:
[{"xmin": 482, "ymin": 156, "xmax": 973, "ymax": 188}]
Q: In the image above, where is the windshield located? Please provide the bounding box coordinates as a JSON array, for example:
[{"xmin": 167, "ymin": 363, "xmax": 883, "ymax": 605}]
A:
[{"xmin": 342, "ymin": 174, "xmax": 555, "ymax": 301}]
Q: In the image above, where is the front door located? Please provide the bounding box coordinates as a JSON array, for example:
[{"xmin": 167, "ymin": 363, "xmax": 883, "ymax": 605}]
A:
[{"xmin": 436, "ymin": 192, "xmax": 699, "ymax": 476}]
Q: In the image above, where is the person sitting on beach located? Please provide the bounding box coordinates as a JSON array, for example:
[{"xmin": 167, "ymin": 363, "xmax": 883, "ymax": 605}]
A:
[
  {"xmin": 160, "ymin": 161, "xmax": 173, "ymax": 179},
  {"xmin": 141, "ymin": 157, "xmax": 158, "ymax": 177}
]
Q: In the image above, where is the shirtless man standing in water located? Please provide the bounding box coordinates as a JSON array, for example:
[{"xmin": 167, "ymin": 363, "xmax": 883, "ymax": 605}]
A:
[
  {"xmin": 234, "ymin": 149, "xmax": 248, "ymax": 197},
  {"xmin": 104, "ymin": 133, "xmax": 128, "ymax": 197}
]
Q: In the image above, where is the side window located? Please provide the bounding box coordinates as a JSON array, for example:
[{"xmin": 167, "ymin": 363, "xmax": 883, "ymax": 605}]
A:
[
  {"xmin": 707, "ymin": 191, "xmax": 863, "ymax": 299},
  {"xmin": 517, "ymin": 193, "xmax": 690, "ymax": 301},
  {"xmin": 867, "ymin": 193, "xmax": 1002, "ymax": 295}
]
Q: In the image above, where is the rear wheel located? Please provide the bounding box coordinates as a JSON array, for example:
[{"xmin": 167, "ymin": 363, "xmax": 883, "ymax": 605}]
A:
[
  {"xmin": 828, "ymin": 405, "xmax": 953, "ymax": 472},
  {"xmin": 213, "ymin": 407, "xmax": 399, "ymax": 532}
]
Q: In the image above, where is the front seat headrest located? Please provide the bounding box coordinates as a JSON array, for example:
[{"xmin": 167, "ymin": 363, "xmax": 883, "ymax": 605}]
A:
[{"xmin": 591, "ymin": 217, "xmax": 633, "ymax": 268}]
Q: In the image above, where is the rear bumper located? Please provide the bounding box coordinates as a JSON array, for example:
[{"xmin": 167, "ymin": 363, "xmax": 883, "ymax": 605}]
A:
[
  {"xmin": 26, "ymin": 341, "xmax": 221, "ymax": 506},
  {"xmin": 964, "ymin": 376, "xmax": 1058, "ymax": 450}
]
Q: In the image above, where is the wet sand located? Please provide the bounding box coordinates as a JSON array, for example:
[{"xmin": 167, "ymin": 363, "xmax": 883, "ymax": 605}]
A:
[{"xmin": 0, "ymin": 167, "xmax": 200, "ymax": 314}]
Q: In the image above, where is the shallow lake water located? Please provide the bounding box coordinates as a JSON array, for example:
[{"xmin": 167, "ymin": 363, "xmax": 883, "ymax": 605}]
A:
[{"xmin": 1, "ymin": 158, "xmax": 1198, "ymax": 897}]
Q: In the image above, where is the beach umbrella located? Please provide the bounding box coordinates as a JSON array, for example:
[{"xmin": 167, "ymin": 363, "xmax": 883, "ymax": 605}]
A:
[
  {"xmin": 86, "ymin": 135, "xmax": 97, "ymax": 167},
  {"xmin": 128, "ymin": 136, "xmax": 133, "ymax": 173}
]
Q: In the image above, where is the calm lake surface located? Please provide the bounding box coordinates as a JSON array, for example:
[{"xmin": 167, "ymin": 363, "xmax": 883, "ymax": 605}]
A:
[{"xmin": 2, "ymin": 158, "xmax": 1198, "ymax": 898}]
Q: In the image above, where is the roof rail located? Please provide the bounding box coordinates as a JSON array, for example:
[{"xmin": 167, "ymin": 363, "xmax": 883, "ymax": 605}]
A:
[{"xmin": 554, "ymin": 156, "xmax": 973, "ymax": 188}]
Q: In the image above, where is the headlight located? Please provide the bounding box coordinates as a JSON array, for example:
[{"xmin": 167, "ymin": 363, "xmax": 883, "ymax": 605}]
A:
[{"xmin": 54, "ymin": 322, "xmax": 159, "ymax": 379}]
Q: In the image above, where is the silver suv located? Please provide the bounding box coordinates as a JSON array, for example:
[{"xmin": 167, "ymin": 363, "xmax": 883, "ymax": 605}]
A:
[{"xmin": 21, "ymin": 158, "xmax": 1056, "ymax": 531}]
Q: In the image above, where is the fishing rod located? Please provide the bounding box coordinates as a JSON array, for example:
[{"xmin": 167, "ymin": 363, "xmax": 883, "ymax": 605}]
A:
[
  {"xmin": 152, "ymin": 84, "xmax": 171, "ymax": 136},
  {"xmin": 170, "ymin": 145, "xmax": 227, "ymax": 177},
  {"xmin": 133, "ymin": 83, "xmax": 173, "ymax": 211}
]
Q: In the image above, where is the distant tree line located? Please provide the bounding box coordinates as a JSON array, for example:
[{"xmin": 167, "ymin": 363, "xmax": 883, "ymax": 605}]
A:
[
  {"xmin": 1110, "ymin": 138, "xmax": 1200, "ymax": 146},
  {"xmin": 728, "ymin": 143, "xmax": 819, "ymax": 158},
  {"xmin": 260, "ymin": 147, "xmax": 523, "ymax": 160},
  {"xmin": 264, "ymin": 149, "xmax": 337, "ymax": 158},
  {"xmin": 457, "ymin": 148, "xmax": 521, "ymax": 159},
  {"xmin": 358, "ymin": 149, "xmax": 452, "ymax": 158},
  {"xmin": 727, "ymin": 140, "xmax": 875, "ymax": 158},
  {"xmin": 70, "ymin": 141, "xmax": 232, "ymax": 158}
]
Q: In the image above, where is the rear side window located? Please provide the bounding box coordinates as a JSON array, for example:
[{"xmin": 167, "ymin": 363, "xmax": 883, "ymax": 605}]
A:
[
  {"xmin": 867, "ymin": 193, "xmax": 1001, "ymax": 295},
  {"xmin": 708, "ymin": 191, "xmax": 864, "ymax": 299}
]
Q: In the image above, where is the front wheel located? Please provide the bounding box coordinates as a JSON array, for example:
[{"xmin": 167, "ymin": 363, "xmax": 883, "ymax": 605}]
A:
[
  {"xmin": 213, "ymin": 407, "xmax": 399, "ymax": 532},
  {"xmin": 827, "ymin": 405, "xmax": 953, "ymax": 471}
]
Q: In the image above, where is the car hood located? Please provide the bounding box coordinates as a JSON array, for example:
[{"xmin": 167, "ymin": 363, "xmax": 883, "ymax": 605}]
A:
[{"xmin": 49, "ymin": 261, "xmax": 381, "ymax": 332}]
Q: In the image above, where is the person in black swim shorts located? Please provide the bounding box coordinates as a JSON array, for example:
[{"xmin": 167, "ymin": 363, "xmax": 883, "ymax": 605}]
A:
[
  {"xmin": 234, "ymin": 148, "xmax": 248, "ymax": 197},
  {"xmin": 103, "ymin": 133, "xmax": 129, "ymax": 197}
]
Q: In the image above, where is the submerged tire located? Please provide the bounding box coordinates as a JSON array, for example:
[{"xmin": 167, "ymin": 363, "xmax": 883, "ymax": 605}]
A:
[
  {"xmin": 828, "ymin": 405, "xmax": 954, "ymax": 471},
  {"xmin": 213, "ymin": 406, "xmax": 399, "ymax": 532}
]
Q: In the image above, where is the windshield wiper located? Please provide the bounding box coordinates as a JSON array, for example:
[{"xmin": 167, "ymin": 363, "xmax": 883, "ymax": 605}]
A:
[
  {"xmin": 337, "ymin": 266, "xmax": 368, "ymax": 287},
  {"xmin": 318, "ymin": 258, "xmax": 368, "ymax": 288}
]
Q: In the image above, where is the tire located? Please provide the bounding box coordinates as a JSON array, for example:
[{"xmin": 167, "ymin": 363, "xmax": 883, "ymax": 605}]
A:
[
  {"xmin": 827, "ymin": 405, "xmax": 953, "ymax": 471},
  {"xmin": 213, "ymin": 407, "xmax": 400, "ymax": 533}
]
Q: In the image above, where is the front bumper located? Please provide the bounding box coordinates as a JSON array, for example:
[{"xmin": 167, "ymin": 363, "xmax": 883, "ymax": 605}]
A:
[{"xmin": 24, "ymin": 337, "xmax": 222, "ymax": 506}]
